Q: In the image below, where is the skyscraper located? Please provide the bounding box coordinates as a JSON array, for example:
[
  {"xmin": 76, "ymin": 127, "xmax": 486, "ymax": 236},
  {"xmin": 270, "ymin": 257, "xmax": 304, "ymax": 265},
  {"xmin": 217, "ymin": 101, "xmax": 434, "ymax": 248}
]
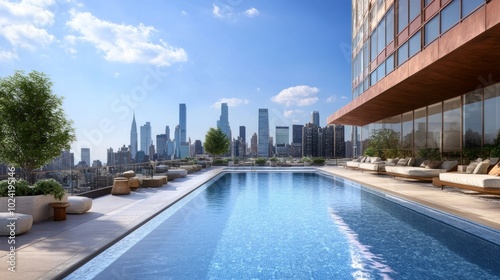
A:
[
  {"xmin": 174, "ymin": 125, "xmax": 181, "ymax": 159},
  {"xmin": 140, "ymin": 122, "xmax": 152, "ymax": 155},
  {"xmin": 239, "ymin": 126, "xmax": 246, "ymax": 143},
  {"xmin": 312, "ymin": 111, "xmax": 320, "ymax": 127},
  {"xmin": 156, "ymin": 134, "xmax": 168, "ymax": 159},
  {"xmin": 275, "ymin": 126, "xmax": 289, "ymax": 156},
  {"xmin": 239, "ymin": 126, "xmax": 246, "ymax": 157},
  {"xmin": 258, "ymin": 108, "xmax": 269, "ymax": 157},
  {"xmin": 107, "ymin": 148, "xmax": 114, "ymax": 166},
  {"xmin": 179, "ymin": 103, "xmax": 187, "ymax": 143},
  {"xmin": 217, "ymin": 103, "xmax": 231, "ymax": 140},
  {"xmin": 130, "ymin": 113, "xmax": 138, "ymax": 160},
  {"xmin": 302, "ymin": 123, "xmax": 319, "ymax": 157},
  {"xmin": 291, "ymin": 124, "xmax": 303, "ymax": 157},
  {"xmin": 81, "ymin": 148, "xmax": 90, "ymax": 166}
]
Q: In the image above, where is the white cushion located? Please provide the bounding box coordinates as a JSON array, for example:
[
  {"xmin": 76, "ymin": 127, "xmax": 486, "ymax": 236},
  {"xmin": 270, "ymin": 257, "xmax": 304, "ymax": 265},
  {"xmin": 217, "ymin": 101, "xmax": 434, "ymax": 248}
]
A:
[
  {"xmin": 67, "ymin": 196, "xmax": 92, "ymax": 214},
  {"xmin": 0, "ymin": 213, "xmax": 33, "ymax": 235},
  {"xmin": 439, "ymin": 173, "xmax": 500, "ymax": 189}
]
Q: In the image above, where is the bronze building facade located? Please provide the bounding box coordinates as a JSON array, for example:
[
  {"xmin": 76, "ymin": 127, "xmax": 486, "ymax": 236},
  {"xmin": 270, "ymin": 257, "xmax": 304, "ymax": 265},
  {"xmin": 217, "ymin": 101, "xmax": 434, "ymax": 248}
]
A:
[{"xmin": 329, "ymin": 0, "xmax": 500, "ymax": 161}]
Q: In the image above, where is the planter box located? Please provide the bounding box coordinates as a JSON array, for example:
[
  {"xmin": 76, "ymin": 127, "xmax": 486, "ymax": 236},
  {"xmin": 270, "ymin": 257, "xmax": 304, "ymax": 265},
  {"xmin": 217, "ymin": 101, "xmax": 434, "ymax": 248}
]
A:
[{"xmin": 0, "ymin": 194, "xmax": 68, "ymax": 223}]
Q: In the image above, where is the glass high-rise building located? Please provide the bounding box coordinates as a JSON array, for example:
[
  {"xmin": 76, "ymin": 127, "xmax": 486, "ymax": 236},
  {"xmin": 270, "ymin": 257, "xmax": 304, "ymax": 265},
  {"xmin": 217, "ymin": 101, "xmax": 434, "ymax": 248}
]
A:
[
  {"xmin": 130, "ymin": 113, "xmax": 137, "ymax": 160},
  {"xmin": 328, "ymin": 0, "xmax": 500, "ymax": 161},
  {"xmin": 217, "ymin": 103, "xmax": 231, "ymax": 140},
  {"xmin": 81, "ymin": 148, "xmax": 90, "ymax": 166},
  {"xmin": 311, "ymin": 111, "xmax": 320, "ymax": 127},
  {"xmin": 140, "ymin": 122, "xmax": 152, "ymax": 155},
  {"xmin": 258, "ymin": 108, "xmax": 269, "ymax": 157},
  {"xmin": 275, "ymin": 126, "xmax": 289, "ymax": 156},
  {"xmin": 179, "ymin": 104, "xmax": 187, "ymax": 143}
]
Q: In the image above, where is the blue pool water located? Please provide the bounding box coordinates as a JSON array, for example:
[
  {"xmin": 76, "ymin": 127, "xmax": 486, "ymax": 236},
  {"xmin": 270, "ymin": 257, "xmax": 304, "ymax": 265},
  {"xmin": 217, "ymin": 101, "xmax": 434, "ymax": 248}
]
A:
[{"xmin": 67, "ymin": 172, "xmax": 500, "ymax": 279}]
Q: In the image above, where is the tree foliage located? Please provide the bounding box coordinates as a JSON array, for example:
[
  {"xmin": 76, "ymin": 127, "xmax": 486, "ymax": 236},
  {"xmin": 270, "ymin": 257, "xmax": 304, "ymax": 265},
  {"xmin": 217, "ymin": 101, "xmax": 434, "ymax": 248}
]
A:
[
  {"xmin": 203, "ymin": 127, "xmax": 230, "ymax": 159},
  {"xmin": 365, "ymin": 128, "xmax": 400, "ymax": 159},
  {"xmin": 0, "ymin": 70, "xmax": 76, "ymax": 183}
]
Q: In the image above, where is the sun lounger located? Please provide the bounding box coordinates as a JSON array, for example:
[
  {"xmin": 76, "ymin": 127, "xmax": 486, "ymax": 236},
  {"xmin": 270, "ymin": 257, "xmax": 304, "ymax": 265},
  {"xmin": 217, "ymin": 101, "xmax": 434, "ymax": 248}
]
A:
[
  {"xmin": 432, "ymin": 161, "xmax": 500, "ymax": 195},
  {"xmin": 385, "ymin": 160, "xmax": 458, "ymax": 181}
]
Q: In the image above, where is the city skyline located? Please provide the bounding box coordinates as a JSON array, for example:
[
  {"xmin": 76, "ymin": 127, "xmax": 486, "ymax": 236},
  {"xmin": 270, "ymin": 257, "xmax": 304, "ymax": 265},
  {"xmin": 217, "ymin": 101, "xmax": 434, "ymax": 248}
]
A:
[{"xmin": 0, "ymin": 0, "xmax": 352, "ymax": 162}]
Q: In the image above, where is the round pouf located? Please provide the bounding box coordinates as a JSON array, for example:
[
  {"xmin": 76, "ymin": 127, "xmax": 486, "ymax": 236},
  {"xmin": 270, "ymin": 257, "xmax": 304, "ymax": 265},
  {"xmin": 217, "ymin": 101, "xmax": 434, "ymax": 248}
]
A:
[
  {"xmin": 122, "ymin": 170, "xmax": 136, "ymax": 179},
  {"xmin": 0, "ymin": 213, "xmax": 33, "ymax": 236},
  {"xmin": 112, "ymin": 178, "xmax": 131, "ymax": 195},
  {"xmin": 67, "ymin": 196, "xmax": 92, "ymax": 214},
  {"xmin": 129, "ymin": 177, "xmax": 140, "ymax": 189},
  {"xmin": 167, "ymin": 169, "xmax": 188, "ymax": 181}
]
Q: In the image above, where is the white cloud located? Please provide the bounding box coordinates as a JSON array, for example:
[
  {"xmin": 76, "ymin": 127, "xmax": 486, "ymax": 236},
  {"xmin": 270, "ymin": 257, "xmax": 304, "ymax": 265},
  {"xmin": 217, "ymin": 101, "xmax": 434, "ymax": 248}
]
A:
[
  {"xmin": 283, "ymin": 109, "xmax": 303, "ymax": 118},
  {"xmin": 211, "ymin": 98, "xmax": 249, "ymax": 108},
  {"xmin": 244, "ymin": 7, "xmax": 260, "ymax": 17},
  {"xmin": 114, "ymin": 72, "xmax": 120, "ymax": 78},
  {"xmin": 181, "ymin": 10, "xmax": 188, "ymax": 16},
  {"xmin": 66, "ymin": 10, "xmax": 188, "ymax": 66},
  {"xmin": 326, "ymin": 96, "xmax": 336, "ymax": 103},
  {"xmin": 0, "ymin": 50, "xmax": 18, "ymax": 60},
  {"xmin": 271, "ymin": 85, "xmax": 319, "ymax": 107},
  {"xmin": 212, "ymin": 4, "xmax": 226, "ymax": 18},
  {"xmin": 0, "ymin": 0, "xmax": 56, "ymax": 59},
  {"xmin": 341, "ymin": 96, "xmax": 349, "ymax": 99}
]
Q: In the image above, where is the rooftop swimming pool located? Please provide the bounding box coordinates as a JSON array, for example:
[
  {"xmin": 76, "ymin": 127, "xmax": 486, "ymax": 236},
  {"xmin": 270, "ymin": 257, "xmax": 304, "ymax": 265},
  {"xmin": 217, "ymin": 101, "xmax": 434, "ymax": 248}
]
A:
[{"xmin": 67, "ymin": 171, "xmax": 500, "ymax": 279}]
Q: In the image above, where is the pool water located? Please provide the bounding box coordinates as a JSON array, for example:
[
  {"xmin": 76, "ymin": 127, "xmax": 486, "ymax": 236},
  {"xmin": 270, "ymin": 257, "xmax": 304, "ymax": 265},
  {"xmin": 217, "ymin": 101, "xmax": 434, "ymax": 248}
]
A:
[{"xmin": 67, "ymin": 172, "xmax": 500, "ymax": 279}]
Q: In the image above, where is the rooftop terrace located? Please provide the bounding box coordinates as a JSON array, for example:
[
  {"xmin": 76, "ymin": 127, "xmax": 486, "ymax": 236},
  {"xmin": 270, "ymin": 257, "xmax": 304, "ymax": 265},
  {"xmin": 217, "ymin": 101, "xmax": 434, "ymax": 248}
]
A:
[{"xmin": 1, "ymin": 166, "xmax": 499, "ymax": 279}]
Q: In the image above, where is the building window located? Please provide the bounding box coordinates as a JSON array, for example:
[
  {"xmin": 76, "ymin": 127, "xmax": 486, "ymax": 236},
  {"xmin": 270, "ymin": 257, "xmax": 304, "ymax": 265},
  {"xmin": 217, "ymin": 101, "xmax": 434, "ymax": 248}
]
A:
[
  {"xmin": 414, "ymin": 108, "xmax": 427, "ymax": 149},
  {"xmin": 377, "ymin": 19, "xmax": 386, "ymax": 55},
  {"xmin": 386, "ymin": 6, "xmax": 395, "ymax": 45},
  {"xmin": 397, "ymin": 41, "xmax": 409, "ymax": 66},
  {"xmin": 409, "ymin": 0, "xmax": 420, "ymax": 21},
  {"xmin": 386, "ymin": 54, "xmax": 394, "ymax": 74},
  {"xmin": 443, "ymin": 97, "xmax": 461, "ymax": 150},
  {"xmin": 427, "ymin": 102, "xmax": 442, "ymax": 149},
  {"xmin": 370, "ymin": 70, "xmax": 377, "ymax": 86},
  {"xmin": 441, "ymin": 0, "xmax": 460, "ymax": 34},
  {"xmin": 424, "ymin": 15, "xmax": 440, "ymax": 46},
  {"xmin": 462, "ymin": 0, "xmax": 484, "ymax": 18},
  {"xmin": 424, "ymin": 0, "xmax": 433, "ymax": 7},
  {"xmin": 402, "ymin": 112, "xmax": 413, "ymax": 149},
  {"xmin": 409, "ymin": 31, "xmax": 421, "ymax": 58},
  {"xmin": 484, "ymin": 84, "xmax": 500, "ymax": 145},
  {"xmin": 398, "ymin": 0, "xmax": 409, "ymax": 33},
  {"xmin": 370, "ymin": 30, "xmax": 378, "ymax": 62},
  {"xmin": 463, "ymin": 90, "xmax": 483, "ymax": 150},
  {"xmin": 377, "ymin": 61, "xmax": 386, "ymax": 82}
]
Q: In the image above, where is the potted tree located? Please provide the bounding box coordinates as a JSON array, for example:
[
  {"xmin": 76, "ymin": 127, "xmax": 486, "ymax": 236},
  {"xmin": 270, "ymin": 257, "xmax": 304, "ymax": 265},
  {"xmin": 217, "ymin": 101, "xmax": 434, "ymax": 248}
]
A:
[{"xmin": 269, "ymin": 157, "xmax": 279, "ymax": 167}]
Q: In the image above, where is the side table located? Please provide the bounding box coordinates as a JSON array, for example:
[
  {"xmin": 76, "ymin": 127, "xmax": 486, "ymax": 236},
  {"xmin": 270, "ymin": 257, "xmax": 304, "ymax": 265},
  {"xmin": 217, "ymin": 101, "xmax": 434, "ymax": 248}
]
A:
[{"xmin": 49, "ymin": 202, "xmax": 70, "ymax": 221}]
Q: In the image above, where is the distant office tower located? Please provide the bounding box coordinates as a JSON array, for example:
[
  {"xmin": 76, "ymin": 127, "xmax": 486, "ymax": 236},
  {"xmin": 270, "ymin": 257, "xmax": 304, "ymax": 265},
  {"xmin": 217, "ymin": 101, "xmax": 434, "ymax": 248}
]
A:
[
  {"xmin": 321, "ymin": 125, "xmax": 335, "ymax": 158},
  {"xmin": 107, "ymin": 148, "xmax": 115, "ymax": 166},
  {"xmin": 239, "ymin": 126, "xmax": 246, "ymax": 156},
  {"xmin": 115, "ymin": 145, "xmax": 131, "ymax": 165},
  {"xmin": 291, "ymin": 124, "xmax": 303, "ymax": 157},
  {"xmin": 61, "ymin": 149, "xmax": 74, "ymax": 169},
  {"xmin": 275, "ymin": 126, "xmax": 289, "ymax": 156},
  {"xmin": 268, "ymin": 136, "xmax": 274, "ymax": 157},
  {"xmin": 334, "ymin": 124, "xmax": 346, "ymax": 158},
  {"xmin": 81, "ymin": 148, "xmax": 90, "ymax": 167},
  {"xmin": 179, "ymin": 104, "xmax": 187, "ymax": 143},
  {"xmin": 250, "ymin": 133, "xmax": 258, "ymax": 156},
  {"xmin": 312, "ymin": 111, "xmax": 320, "ymax": 127},
  {"xmin": 140, "ymin": 122, "xmax": 152, "ymax": 155},
  {"xmin": 165, "ymin": 126, "xmax": 171, "ymax": 140},
  {"xmin": 194, "ymin": 140, "xmax": 203, "ymax": 155},
  {"xmin": 149, "ymin": 143, "xmax": 156, "ymax": 160},
  {"xmin": 302, "ymin": 123, "xmax": 319, "ymax": 157},
  {"xmin": 130, "ymin": 113, "xmax": 138, "ymax": 160},
  {"xmin": 174, "ymin": 125, "xmax": 181, "ymax": 159},
  {"xmin": 156, "ymin": 134, "xmax": 168, "ymax": 159},
  {"xmin": 217, "ymin": 103, "xmax": 232, "ymax": 140},
  {"xmin": 258, "ymin": 108, "xmax": 269, "ymax": 157}
]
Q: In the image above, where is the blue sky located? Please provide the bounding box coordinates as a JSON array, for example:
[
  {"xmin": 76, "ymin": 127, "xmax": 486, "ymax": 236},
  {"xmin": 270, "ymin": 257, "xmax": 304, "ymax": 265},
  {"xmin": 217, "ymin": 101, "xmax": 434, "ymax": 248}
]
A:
[{"xmin": 0, "ymin": 0, "xmax": 352, "ymax": 163}]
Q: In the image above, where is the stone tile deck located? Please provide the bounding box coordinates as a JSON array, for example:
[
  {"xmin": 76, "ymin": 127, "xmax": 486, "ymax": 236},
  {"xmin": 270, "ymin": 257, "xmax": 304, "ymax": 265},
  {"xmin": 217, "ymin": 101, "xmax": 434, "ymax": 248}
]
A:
[{"xmin": 1, "ymin": 166, "xmax": 499, "ymax": 279}]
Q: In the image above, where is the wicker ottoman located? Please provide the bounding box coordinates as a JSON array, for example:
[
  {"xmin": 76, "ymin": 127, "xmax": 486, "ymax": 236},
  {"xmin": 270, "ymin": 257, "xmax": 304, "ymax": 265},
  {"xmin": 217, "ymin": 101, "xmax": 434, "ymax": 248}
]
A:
[
  {"xmin": 0, "ymin": 213, "xmax": 33, "ymax": 235},
  {"xmin": 67, "ymin": 196, "xmax": 92, "ymax": 214}
]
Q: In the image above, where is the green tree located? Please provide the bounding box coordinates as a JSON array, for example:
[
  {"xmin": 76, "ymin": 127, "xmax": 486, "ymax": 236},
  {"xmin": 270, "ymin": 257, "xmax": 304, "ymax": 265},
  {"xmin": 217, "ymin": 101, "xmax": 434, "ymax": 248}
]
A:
[
  {"xmin": 365, "ymin": 128, "xmax": 400, "ymax": 159},
  {"xmin": 203, "ymin": 127, "xmax": 230, "ymax": 161},
  {"xmin": 0, "ymin": 70, "xmax": 76, "ymax": 183}
]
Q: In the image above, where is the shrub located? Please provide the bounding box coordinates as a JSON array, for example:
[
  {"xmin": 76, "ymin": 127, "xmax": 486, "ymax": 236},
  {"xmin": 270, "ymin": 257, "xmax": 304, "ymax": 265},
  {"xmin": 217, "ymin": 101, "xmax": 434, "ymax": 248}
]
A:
[
  {"xmin": 0, "ymin": 179, "xmax": 32, "ymax": 197},
  {"xmin": 312, "ymin": 157, "xmax": 326, "ymax": 165},
  {"xmin": 31, "ymin": 179, "xmax": 66, "ymax": 200},
  {"xmin": 255, "ymin": 158, "xmax": 267, "ymax": 165}
]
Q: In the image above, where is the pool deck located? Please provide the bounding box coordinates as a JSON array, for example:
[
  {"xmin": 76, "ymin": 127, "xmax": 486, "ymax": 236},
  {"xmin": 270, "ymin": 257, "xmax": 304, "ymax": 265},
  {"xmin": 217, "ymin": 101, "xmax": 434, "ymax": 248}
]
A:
[{"xmin": 1, "ymin": 166, "xmax": 500, "ymax": 279}]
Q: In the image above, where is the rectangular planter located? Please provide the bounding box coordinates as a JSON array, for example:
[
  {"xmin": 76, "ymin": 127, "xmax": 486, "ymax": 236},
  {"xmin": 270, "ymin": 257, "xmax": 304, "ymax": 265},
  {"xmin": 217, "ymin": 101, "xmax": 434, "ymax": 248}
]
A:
[{"xmin": 0, "ymin": 194, "xmax": 68, "ymax": 223}]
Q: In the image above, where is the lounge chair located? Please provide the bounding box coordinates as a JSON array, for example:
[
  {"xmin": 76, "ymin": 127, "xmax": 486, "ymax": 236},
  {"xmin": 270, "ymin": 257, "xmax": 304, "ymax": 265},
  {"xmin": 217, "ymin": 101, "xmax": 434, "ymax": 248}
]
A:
[
  {"xmin": 385, "ymin": 159, "xmax": 458, "ymax": 181},
  {"xmin": 346, "ymin": 156, "xmax": 380, "ymax": 169},
  {"xmin": 432, "ymin": 160, "xmax": 500, "ymax": 195},
  {"xmin": 358, "ymin": 158, "xmax": 399, "ymax": 173}
]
